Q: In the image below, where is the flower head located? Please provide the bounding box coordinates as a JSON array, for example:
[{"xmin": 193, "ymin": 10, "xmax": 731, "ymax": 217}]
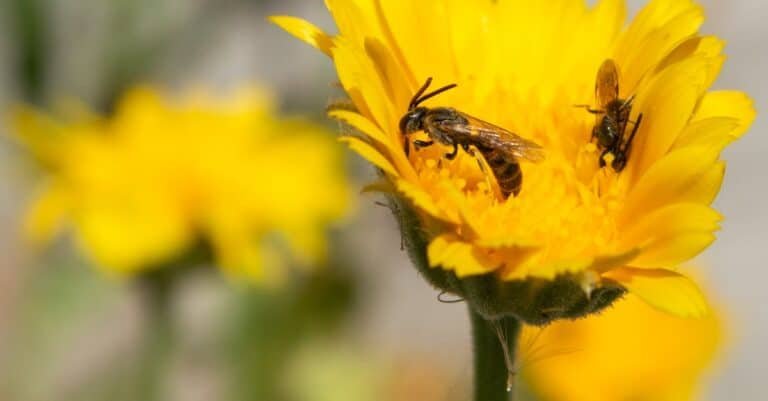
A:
[
  {"xmin": 521, "ymin": 288, "xmax": 724, "ymax": 401},
  {"xmin": 12, "ymin": 86, "xmax": 351, "ymax": 283},
  {"xmin": 272, "ymin": 0, "xmax": 754, "ymax": 318}
]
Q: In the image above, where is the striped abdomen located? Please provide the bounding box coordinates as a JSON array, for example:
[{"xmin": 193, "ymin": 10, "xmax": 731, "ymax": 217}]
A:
[{"xmin": 480, "ymin": 147, "xmax": 522, "ymax": 198}]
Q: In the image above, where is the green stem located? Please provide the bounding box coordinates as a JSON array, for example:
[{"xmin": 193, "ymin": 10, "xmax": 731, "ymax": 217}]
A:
[
  {"xmin": 11, "ymin": 0, "xmax": 47, "ymax": 104},
  {"xmin": 469, "ymin": 307, "xmax": 521, "ymax": 401},
  {"xmin": 136, "ymin": 275, "xmax": 175, "ymax": 401}
]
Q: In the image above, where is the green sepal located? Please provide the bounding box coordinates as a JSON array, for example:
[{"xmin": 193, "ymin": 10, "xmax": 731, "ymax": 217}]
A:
[
  {"xmin": 388, "ymin": 192, "xmax": 625, "ymax": 325},
  {"xmin": 460, "ymin": 273, "xmax": 625, "ymax": 325},
  {"xmin": 387, "ymin": 194, "xmax": 463, "ymax": 296}
]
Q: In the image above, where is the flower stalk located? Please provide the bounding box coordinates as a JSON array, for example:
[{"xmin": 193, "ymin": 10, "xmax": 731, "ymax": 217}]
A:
[
  {"xmin": 135, "ymin": 273, "xmax": 175, "ymax": 401},
  {"xmin": 470, "ymin": 307, "xmax": 521, "ymax": 401},
  {"xmin": 11, "ymin": 0, "xmax": 47, "ymax": 104}
]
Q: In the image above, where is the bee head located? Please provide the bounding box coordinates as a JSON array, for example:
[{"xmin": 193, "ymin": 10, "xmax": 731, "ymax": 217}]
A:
[
  {"xmin": 400, "ymin": 78, "xmax": 458, "ymax": 136},
  {"xmin": 399, "ymin": 107, "xmax": 428, "ymax": 135}
]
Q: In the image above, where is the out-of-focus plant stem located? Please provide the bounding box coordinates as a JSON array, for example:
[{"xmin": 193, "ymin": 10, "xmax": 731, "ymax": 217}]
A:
[
  {"xmin": 470, "ymin": 307, "xmax": 520, "ymax": 401},
  {"xmin": 136, "ymin": 273, "xmax": 175, "ymax": 401},
  {"xmin": 11, "ymin": 0, "xmax": 47, "ymax": 104}
]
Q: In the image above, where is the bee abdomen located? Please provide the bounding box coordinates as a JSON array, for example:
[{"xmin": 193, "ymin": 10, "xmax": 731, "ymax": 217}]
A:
[
  {"xmin": 485, "ymin": 151, "xmax": 507, "ymax": 167},
  {"xmin": 481, "ymin": 148, "xmax": 522, "ymax": 198},
  {"xmin": 494, "ymin": 162, "xmax": 522, "ymax": 198}
]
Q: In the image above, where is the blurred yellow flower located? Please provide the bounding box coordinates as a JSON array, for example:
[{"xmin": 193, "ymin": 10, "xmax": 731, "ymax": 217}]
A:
[
  {"xmin": 521, "ymin": 289, "xmax": 723, "ymax": 401},
  {"xmin": 272, "ymin": 0, "xmax": 754, "ymax": 317},
  {"xmin": 12, "ymin": 86, "xmax": 351, "ymax": 283}
]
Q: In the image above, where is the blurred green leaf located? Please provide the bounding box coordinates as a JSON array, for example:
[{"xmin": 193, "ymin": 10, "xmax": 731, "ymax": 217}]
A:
[{"xmin": 224, "ymin": 262, "xmax": 358, "ymax": 401}]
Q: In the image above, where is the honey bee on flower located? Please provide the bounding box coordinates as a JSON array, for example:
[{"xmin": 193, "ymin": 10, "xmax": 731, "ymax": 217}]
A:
[
  {"xmin": 400, "ymin": 77, "xmax": 545, "ymax": 199},
  {"xmin": 577, "ymin": 59, "xmax": 644, "ymax": 172},
  {"xmin": 271, "ymin": 0, "xmax": 755, "ymax": 322}
]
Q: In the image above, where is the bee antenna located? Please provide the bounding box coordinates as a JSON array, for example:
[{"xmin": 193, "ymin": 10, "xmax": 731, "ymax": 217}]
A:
[
  {"xmin": 409, "ymin": 77, "xmax": 434, "ymax": 110},
  {"xmin": 414, "ymin": 82, "xmax": 458, "ymax": 108}
]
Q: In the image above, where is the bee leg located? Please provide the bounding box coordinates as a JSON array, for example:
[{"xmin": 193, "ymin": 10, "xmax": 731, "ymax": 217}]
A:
[
  {"xmin": 413, "ymin": 139, "xmax": 434, "ymax": 150},
  {"xmin": 622, "ymin": 113, "xmax": 643, "ymax": 154},
  {"xmin": 575, "ymin": 105, "xmax": 604, "ymax": 114},
  {"xmin": 404, "ymin": 138, "xmax": 410, "ymax": 156},
  {"xmin": 613, "ymin": 113, "xmax": 643, "ymax": 171},
  {"xmin": 468, "ymin": 146, "xmax": 503, "ymax": 200},
  {"xmin": 463, "ymin": 146, "xmax": 481, "ymax": 168},
  {"xmin": 599, "ymin": 149, "xmax": 610, "ymax": 168},
  {"xmin": 461, "ymin": 143, "xmax": 485, "ymax": 166},
  {"xmin": 444, "ymin": 143, "xmax": 459, "ymax": 160}
]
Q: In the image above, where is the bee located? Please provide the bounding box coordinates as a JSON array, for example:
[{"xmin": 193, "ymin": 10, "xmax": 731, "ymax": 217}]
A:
[
  {"xmin": 400, "ymin": 77, "xmax": 545, "ymax": 198},
  {"xmin": 578, "ymin": 59, "xmax": 643, "ymax": 172}
]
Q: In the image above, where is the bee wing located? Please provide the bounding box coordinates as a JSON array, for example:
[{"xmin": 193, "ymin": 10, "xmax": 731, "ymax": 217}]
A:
[
  {"xmin": 595, "ymin": 59, "xmax": 620, "ymax": 109},
  {"xmin": 439, "ymin": 112, "xmax": 545, "ymax": 163}
]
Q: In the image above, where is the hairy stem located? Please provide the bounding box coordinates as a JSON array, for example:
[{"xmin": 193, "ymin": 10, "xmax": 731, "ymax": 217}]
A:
[{"xmin": 469, "ymin": 307, "xmax": 521, "ymax": 401}]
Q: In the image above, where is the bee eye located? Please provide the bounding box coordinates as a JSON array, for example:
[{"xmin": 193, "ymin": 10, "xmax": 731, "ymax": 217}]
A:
[{"xmin": 399, "ymin": 115, "xmax": 411, "ymax": 134}]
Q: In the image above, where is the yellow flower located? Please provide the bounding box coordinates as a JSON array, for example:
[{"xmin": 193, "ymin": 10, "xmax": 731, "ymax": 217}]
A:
[
  {"xmin": 520, "ymin": 288, "xmax": 724, "ymax": 401},
  {"xmin": 272, "ymin": 0, "xmax": 754, "ymax": 317},
  {"xmin": 12, "ymin": 86, "xmax": 351, "ymax": 283}
]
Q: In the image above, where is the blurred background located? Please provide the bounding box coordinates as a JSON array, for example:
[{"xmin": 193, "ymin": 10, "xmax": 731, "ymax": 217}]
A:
[{"xmin": 0, "ymin": 1, "xmax": 765, "ymax": 401}]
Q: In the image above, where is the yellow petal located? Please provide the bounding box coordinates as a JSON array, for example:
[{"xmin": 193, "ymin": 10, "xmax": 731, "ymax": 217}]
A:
[
  {"xmin": 635, "ymin": 232, "xmax": 716, "ymax": 268},
  {"xmin": 211, "ymin": 228, "xmax": 285, "ymax": 286},
  {"xmin": 622, "ymin": 203, "xmax": 721, "ymax": 268},
  {"xmin": 329, "ymin": 109, "xmax": 397, "ymax": 151},
  {"xmin": 693, "ymin": 90, "xmax": 756, "ymax": 140},
  {"xmin": 602, "ymin": 267, "xmax": 709, "ymax": 318},
  {"xmin": 672, "ymin": 117, "xmax": 741, "ymax": 151},
  {"xmin": 364, "ymin": 38, "xmax": 413, "ymax": 112},
  {"xmin": 428, "ymin": 233, "xmax": 499, "ymax": 277},
  {"xmin": 616, "ymin": 0, "xmax": 704, "ymax": 91},
  {"xmin": 512, "ymin": 256, "xmax": 592, "ymax": 281},
  {"xmin": 591, "ymin": 0, "xmax": 626, "ymax": 44},
  {"xmin": 75, "ymin": 202, "xmax": 192, "ymax": 274},
  {"xmin": 331, "ymin": 37, "xmax": 399, "ymax": 135},
  {"xmin": 653, "ymin": 36, "xmax": 724, "ymax": 75},
  {"xmin": 282, "ymin": 225, "xmax": 328, "ymax": 267},
  {"xmin": 269, "ymin": 16, "xmax": 333, "ymax": 56},
  {"xmin": 10, "ymin": 106, "xmax": 67, "ymax": 166},
  {"xmin": 360, "ymin": 178, "xmax": 395, "ymax": 194},
  {"xmin": 622, "ymin": 146, "xmax": 723, "ymax": 219},
  {"xmin": 628, "ymin": 57, "xmax": 709, "ymax": 180},
  {"xmin": 523, "ymin": 280, "xmax": 723, "ymax": 401},
  {"xmin": 326, "ymin": 0, "xmax": 381, "ymax": 46},
  {"xmin": 588, "ymin": 248, "xmax": 642, "ymax": 273},
  {"xmin": 374, "ymin": 0, "xmax": 457, "ymax": 83},
  {"xmin": 24, "ymin": 184, "xmax": 70, "ymax": 244},
  {"xmin": 338, "ymin": 136, "xmax": 398, "ymax": 177},
  {"xmin": 328, "ymin": 109, "xmax": 415, "ymax": 179},
  {"xmin": 395, "ymin": 179, "xmax": 456, "ymax": 224}
]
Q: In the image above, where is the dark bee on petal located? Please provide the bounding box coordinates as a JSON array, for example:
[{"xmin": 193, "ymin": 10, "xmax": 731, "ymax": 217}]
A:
[{"xmin": 577, "ymin": 59, "xmax": 644, "ymax": 172}]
